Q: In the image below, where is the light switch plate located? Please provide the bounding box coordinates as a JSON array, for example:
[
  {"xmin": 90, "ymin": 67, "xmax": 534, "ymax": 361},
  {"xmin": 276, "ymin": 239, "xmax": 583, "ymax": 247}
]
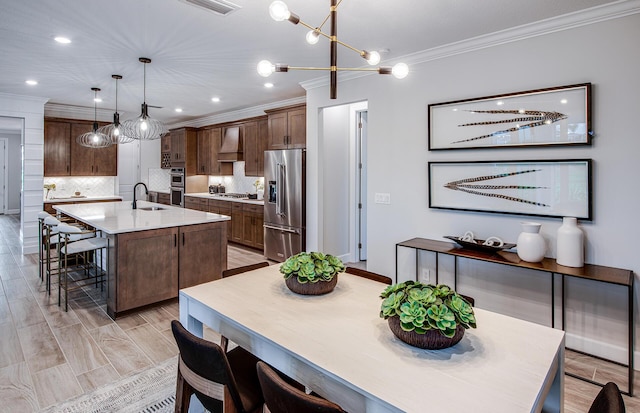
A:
[{"xmin": 374, "ymin": 193, "xmax": 391, "ymax": 204}]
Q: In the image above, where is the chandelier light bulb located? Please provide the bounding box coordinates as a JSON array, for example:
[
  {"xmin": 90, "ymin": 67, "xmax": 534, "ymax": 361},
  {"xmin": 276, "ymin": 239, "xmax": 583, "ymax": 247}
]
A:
[
  {"xmin": 113, "ymin": 127, "xmax": 120, "ymax": 136},
  {"xmin": 92, "ymin": 134, "xmax": 99, "ymax": 143},
  {"xmin": 306, "ymin": 30, "xmax": 320, "ymax": 45},
  {"xmin": 257, "ymin": 60, "xmax": 275, "ymax": 77},
  {"xmin": 365, "ymin": 51, "xmax": 380, "ymax": 66},
  {"xmin": 392, "ymin": 63, "xmax": 409, "ymax": 79},
  {"xmin": 269, "ymin": 1, "xmax": 290, "ymax": 21},
  {"xmin": 140, "ymin": 119, "xmax": 148, "ymax": 131}
]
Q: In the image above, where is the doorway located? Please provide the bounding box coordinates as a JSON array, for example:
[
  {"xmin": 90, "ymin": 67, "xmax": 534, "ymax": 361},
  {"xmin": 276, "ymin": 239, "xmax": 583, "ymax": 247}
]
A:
[
  {"xmin": 320, "ymin": 101, "xmax": 368, "ymax": 263},
  {"xmin": 0, "ymin": 116, "xmax": 23, "ymax": 215}
]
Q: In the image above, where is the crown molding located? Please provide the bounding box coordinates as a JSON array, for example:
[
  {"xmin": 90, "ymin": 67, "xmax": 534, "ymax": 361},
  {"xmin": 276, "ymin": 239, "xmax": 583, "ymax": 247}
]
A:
[
  {"xmin": 301, "ymin": 0, "xmax": 640, "ymax": 91},
  {"xmin": 169, "ymin": 96, "xmax": 306, "ymax": 129},
  {"xmin": 44, "ymin": 102, "xmax": 122, "ymax": 122},
  {"xmin": 0, "ymin": 92, "xmax": 49, "ymax": 106}
]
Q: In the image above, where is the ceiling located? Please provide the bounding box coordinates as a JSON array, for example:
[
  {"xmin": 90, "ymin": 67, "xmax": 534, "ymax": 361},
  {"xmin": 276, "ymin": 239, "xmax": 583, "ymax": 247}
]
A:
[{"xmin": 0, "ymin": 0, "xmax": 618, "ymax": 126}]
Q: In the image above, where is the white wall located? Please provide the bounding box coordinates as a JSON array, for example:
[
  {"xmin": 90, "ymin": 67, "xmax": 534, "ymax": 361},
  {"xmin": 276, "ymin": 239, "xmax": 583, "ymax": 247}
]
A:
[
  {"xmin": 0, "ymin": 93, "xmax": 48, "ymax": 254},
  {"xmin": 305, "ymin": 12, "xmax": 640, "ymax": 362}
]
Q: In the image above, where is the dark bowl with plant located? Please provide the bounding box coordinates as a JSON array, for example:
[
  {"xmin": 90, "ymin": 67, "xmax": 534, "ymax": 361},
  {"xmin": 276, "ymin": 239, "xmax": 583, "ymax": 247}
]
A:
[
  {"xmin": 280, "ymin": 252, "xmax": 345, "ymax": 295},
  {"xmin": 379, "ymin": 281, "xmax": 476, "ymax": 349}
]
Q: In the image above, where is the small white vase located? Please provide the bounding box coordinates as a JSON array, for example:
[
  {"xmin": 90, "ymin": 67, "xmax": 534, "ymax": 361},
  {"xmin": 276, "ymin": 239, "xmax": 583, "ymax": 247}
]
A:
[
  {"xmin": 517, "ymin": 222, "xmax": 546, "ymax": 263},
  {"xmin": 556, "ymin": 217, "xmax": 584, "ymax": 267}
]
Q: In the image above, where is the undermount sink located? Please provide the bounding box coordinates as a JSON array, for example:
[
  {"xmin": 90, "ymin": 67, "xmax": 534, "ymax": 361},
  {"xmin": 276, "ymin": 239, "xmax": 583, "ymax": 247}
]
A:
[{"xmin": 138, "ymin": 206, "xmax": 165, "ymax": 211}]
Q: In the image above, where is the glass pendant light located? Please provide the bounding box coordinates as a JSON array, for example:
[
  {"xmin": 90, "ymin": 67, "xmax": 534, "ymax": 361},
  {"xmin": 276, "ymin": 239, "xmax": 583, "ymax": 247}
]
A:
[
  {"xmin": 76, "ymin": 88, "xmax": 112, "ymax": 148},
  {"xmin": 122, "ymin": 57, "xmax": 168, "ymax": 141},
  {"xmin": 98, "ymin": 75, "xmax": 134, "ymax": 144}
]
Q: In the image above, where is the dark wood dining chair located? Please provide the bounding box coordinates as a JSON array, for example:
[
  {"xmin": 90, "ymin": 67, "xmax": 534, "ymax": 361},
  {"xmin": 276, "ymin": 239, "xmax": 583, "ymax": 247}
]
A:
[
  {"xmin": 171, "ymin": 320, "xmax": 264, "ymax": 413},
  {"xmin": 345, "ymin": 266, "xmax": 392, "ymax": 285},
  {"xmin": 222, "ymin": 261, "xmax": 270, "ymax": 278},
  {"xmin": 588, "ymin": 382, "xmax": 626, "ymax": 413},
  {"xmin": 459, "ymin": 294, "xmax": 475, "ymax": 306},
  {"xmin": 256, "ymin": 361, "xmax": 346, "ymax": 413}
]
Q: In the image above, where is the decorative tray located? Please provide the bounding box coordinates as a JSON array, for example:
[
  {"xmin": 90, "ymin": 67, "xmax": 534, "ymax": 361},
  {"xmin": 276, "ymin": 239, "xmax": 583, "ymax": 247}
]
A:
[{"xmin": 444, "ymin": 235, "xmax": 516, "ymax": 253}]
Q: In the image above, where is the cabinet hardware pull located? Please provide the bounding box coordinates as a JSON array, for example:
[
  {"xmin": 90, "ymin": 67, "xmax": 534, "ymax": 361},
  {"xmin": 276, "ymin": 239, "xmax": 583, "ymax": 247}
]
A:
[
  {"xmin": 174, "ymin": 234, "xmax": 177, "ymax": 247},
  {"xmin": 182, "ymin": 233, "xmax": 185, "ymax": 246}
]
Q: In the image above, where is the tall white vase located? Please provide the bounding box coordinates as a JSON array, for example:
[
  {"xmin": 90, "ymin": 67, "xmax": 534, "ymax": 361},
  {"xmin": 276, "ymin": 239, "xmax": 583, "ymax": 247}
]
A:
[
  {"xmin": 556, "ymin": 217, "xmax": 584, "ymax": 267},
  {"xmin": 516, "ymin": 222, "xmax": 546, "ymax": 263}
]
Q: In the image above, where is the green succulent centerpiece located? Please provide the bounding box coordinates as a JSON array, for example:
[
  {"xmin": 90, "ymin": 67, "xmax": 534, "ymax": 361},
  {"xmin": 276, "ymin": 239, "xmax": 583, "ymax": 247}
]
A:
[
  {"xmin": 380, "ymin": 281, "xmax": 476, "ymax": 349},
  {"xmin": 280, "ymin": 252, "xmax": 345, "ymax": 295}
]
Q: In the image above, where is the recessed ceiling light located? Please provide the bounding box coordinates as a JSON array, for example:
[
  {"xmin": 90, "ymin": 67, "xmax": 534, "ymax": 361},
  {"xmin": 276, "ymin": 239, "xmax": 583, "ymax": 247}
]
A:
[
  {"xmin": 211, "ymin": 97, "xmax": 220, "ymax": 103},
  {"xmin": 175, "ymin": 108, "xmax": 183, "ymax": 113},
  {"xmin": 25, "ymin": 80, "xmax": 38, "ymax": 86},
  {"xmin": 264, "ymin": 83, "xmax": 274, "ymax": 88},
  {"xmin": 54, "ymin": 36, "xmax": 71, "ymax": 44}
]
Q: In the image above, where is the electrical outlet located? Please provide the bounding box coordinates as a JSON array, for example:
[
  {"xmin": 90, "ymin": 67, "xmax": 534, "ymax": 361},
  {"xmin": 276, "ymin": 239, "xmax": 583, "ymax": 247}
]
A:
[
  {"xmin": 374, "ymin": 193, "xmax": 391, "ymax": 204},
  {"xmin": 419, "ymin": 269, "xmax": 431, "ymax": 284}
]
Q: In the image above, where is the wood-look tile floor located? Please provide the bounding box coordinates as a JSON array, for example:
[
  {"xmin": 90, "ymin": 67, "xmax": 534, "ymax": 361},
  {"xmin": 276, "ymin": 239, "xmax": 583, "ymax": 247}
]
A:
[{"xmin": 0, "ymin": 213, "xmax": 638, "ymax": 412}]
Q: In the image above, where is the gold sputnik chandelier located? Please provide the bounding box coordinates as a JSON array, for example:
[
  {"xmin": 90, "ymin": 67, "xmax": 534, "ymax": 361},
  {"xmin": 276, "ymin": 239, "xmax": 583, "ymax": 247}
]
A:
[{"xmin": 257, "ymin": 0, "xmax": 408, "ymax": 99}]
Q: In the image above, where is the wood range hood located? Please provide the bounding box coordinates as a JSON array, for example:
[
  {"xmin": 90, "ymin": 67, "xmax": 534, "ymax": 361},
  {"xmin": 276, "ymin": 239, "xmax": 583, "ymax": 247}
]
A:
[{"xmin": 218, "ymin": 126, "xmax": 243, "ymax": 162}]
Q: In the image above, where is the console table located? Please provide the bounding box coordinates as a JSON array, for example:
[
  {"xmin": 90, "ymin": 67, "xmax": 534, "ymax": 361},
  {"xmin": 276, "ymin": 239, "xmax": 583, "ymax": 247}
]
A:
[{"xmin": 395, "ymin": 237, "xmax": 635, "ymax": 396}]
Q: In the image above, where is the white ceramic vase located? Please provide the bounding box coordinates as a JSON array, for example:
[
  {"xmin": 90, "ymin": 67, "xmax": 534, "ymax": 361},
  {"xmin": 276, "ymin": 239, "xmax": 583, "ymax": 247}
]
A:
[
  {"xmin": 516, "ymin": 222, "xmax": 546, "ymax": 263},
  {"xmin": 556, "ymin": 217, "xmax": 584, "ymax": 267}
]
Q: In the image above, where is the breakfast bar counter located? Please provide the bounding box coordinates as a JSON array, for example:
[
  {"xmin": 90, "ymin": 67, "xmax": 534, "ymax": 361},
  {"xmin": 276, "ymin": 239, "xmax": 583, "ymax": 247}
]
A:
[{"xmin": 55, "ymin": 201, "xmax": 229, "ymax": 318}]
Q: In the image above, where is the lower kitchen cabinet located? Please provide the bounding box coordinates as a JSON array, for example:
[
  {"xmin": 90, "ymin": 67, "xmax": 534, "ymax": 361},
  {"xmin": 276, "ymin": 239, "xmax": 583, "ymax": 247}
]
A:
[
  {"xmin": 178, "ymin": 222, "xmax": 227, "ymax": 289},
  {"xmin": 157, "ymin": 193, "xmax": 170, "ymax": 205},
  {"xmin": 209, "ymin": 199, "xmax": 233, "ymax": 241},
  {"xmin": 184, "ymin": 195, "xmax": 208, "ymax": 211},
  {"xmin": 243, "ymin": 204, "xmax": 264, "ymax": 249},
  {"xmin": 231, "ymin": 202, "xmax": 264, "ymax": 249},
  {"xmin": 109, "ymin": 222, "xmax": 227, "ymax": 316},
  {"xmin": 114, "ymin": 227, "xmax": 179, "ymax": 312}
]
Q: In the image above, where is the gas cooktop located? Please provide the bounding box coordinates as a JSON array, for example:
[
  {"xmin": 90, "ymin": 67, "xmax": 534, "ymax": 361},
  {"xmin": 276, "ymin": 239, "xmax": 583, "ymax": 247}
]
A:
[{"xmin": 211, "ymin": 193, "xmax": 248, "ymax": 198}]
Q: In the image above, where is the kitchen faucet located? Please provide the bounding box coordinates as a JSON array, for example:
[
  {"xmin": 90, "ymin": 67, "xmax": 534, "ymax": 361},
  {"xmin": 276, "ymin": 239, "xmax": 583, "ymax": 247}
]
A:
[{"xmin": 132, "ymin": 182, "xmax": 148, "ymax": 209}]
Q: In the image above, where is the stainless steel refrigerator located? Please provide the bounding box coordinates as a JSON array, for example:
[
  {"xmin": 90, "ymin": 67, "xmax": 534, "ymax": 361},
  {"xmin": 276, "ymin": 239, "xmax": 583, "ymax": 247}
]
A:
[{"xmin": 263, "ymin": 149, "xmax": 305, "ymax": 262}]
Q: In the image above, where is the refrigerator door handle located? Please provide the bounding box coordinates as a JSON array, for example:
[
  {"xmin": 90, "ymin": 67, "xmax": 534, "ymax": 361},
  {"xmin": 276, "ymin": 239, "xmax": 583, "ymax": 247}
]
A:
[
  {"xmin": 264, "ymin": 224, "xmax": 300, "ymax": 234},
  {"xmin": 276, "ymin": 162, "xmax": 286, "ymax": 217}
]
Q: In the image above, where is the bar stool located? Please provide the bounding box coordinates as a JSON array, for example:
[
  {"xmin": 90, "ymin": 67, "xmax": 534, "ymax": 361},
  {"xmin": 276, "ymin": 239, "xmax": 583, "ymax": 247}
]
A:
[
  {"xmin": 38, "ymin": 211, "xmax": 54, "ymax": 282},
  {"xmin": 57, "ymin": 223, "xmax": 108, "ymax": 311}
]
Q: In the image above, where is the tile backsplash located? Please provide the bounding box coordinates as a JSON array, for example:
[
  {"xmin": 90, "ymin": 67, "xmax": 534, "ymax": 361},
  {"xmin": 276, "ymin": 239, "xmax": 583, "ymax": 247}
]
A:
[
  {"xmin": 148, "ymin": 168, "xmax": 171, "ymax": 192},
  {"xmin": 208, "ymin": 162, "xmax": 263, "ymax": 194},
  {"xmin": 42, "ymin": 177, "xmax": 116, "ymax": 200}
]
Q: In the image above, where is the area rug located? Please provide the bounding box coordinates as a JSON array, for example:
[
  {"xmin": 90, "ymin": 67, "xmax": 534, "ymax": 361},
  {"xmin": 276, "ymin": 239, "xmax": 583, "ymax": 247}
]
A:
[{"xmin": 41, "ymin": 356, "xmax": 177, "ymax": 413}]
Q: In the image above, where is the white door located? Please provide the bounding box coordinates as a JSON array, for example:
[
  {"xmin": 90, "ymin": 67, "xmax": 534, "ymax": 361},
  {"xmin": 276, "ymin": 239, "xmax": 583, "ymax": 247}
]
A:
[{"xmin": 0, "ymin": 138, "xmax": 7, "ymax": 214}]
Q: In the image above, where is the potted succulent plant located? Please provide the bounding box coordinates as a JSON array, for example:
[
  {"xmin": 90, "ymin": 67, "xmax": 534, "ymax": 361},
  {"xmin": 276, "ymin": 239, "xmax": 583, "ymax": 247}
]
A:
[
  {"xmin": 280, "ymin": 252, "xmax": 345, "ymax": 295},
  {"xmin": 379, "ymin": 281, "xmax": 476, "ymax": 349}
]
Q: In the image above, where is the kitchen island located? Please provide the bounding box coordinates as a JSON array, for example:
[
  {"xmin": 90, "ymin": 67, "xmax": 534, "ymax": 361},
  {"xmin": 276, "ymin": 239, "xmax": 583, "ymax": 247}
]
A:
[{"xmin": 54, "ymin": 200, "xmax": 229, "ymax": 318}]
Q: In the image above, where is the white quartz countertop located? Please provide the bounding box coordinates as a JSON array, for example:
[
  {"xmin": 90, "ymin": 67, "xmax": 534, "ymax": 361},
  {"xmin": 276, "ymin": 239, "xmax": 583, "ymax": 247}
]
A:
[
  {"xmin": 44, "ymin": 195, "xmax": 123, "ymax": 203},
  {"xmin": 54, "ymin": 200, "xmax": 229, "ymax": 235},
  {"xmin": 186, "ymin": 193, "xmax": 264, "ymax": 205}
]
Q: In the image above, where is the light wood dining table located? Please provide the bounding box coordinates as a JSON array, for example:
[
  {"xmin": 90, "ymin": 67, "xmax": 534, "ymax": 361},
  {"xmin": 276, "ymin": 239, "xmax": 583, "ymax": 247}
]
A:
[{"xmin": 179, "ymin": 265, "xmax": 565, "ymax": 413}]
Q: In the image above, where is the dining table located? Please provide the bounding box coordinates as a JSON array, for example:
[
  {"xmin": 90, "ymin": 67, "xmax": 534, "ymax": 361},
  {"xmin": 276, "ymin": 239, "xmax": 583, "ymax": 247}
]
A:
[{"xmin": 179, "ymin": 265, "xmax": 565, "ymax": 413}]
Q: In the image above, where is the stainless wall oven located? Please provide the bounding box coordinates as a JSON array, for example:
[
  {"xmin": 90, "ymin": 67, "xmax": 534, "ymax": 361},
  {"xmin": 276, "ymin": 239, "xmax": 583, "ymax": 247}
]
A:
[
  {"xmin": 170, "ymin": 167, "xmax": 185, "ymax": 187},
  {"xmin": 170, "ymin": 167, "xmax": 185, "ymax": 207}
]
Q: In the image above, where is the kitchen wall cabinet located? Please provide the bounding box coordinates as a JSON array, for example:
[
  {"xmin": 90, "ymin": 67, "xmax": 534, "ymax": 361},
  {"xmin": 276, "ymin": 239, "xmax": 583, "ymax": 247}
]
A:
[
  {"xmin": 161, "ymin": 132, "xmax": 171, "ymax": 169},
  {"xmin": 44, "ymin": 119, "xmax": 117, "ymax": 177},
  {"xmin": 170, "ymin": 128, "xmax": 186, "ymax": 165},
  {"xmin": 70, "ymin": 122, "xmax": 117, "ymax": 176},
  {"xmin": 243, "ymin": 117, "xmax": 268, "ymax": 177},
  {"xmin": 44, "ymin": 121, "xmax": 71, "ymax": 176},
  {"xmin": 196, "ymin": 127, "xmax": 232, "ymax": 176},
  {"xmin": 266, "ymin": 105, "xmax": 306, "ymax": 149}
]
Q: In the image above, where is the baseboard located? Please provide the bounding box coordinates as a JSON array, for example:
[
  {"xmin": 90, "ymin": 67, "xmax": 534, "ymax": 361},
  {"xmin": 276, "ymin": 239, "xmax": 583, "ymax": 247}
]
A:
[
  {"xmin": 566, "ymin": 331, "xmax": 639, "ymax": 371},
  {"xmin": 4, "ymin": 209, "xmax": 19, "ymax": 215}
]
